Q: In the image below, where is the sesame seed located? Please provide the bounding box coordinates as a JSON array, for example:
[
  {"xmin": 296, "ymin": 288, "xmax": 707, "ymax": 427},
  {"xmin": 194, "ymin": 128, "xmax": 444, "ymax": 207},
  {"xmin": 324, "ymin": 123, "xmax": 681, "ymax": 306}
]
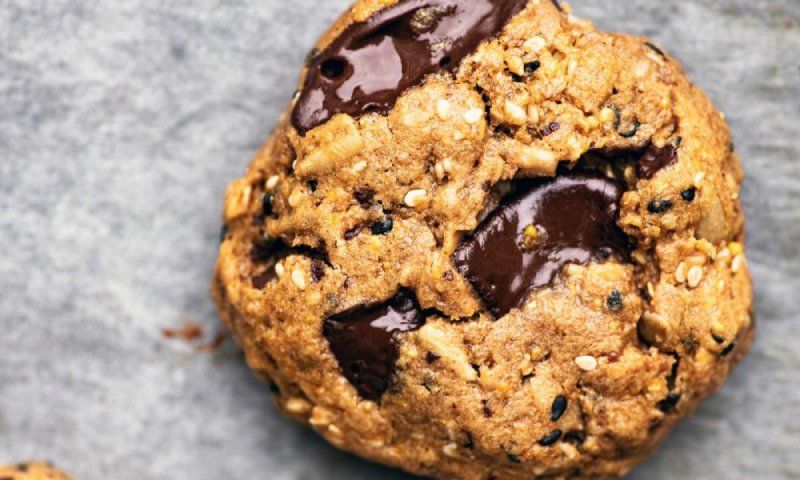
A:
[
  {"xmin": 507, "ymin": 452, "xmax": 522, "ymax": 464},
  {"xmin": 442, "ymin": 443, "xmax": 459, "ymax": 458},
  {"xmin": 274, "ymin": 262, "xmax": 285, "ymax": 278},
  {"xmin": 404, "ymin": 188, "xmax": 429, "ymax": 208},
  {"xmin": 551, "ymin": 396, "xmax": 568, "ymax": 421},
  {"xmin": 648, "ymin": 199, "xmax": 674, "ymax": 214},
  {"xmin": 721, "ymin": 342, "xmax": 736, "ymax": 356},
  {"xmin": 436, "ymin": 99, "xmax": 451, "ymax": 118},
  {"xmin": 693, "ymin": 172, "xmax": 706, "ymax": 188},
  {"xmin": 675, "ymin": 262, "xmax": 687, "ymax": 283},
  {"xmin": 504, "ymin": 100, "xmax": 527, "ymax": 125},
  {"xmin": 606, "ymin": 290, "xmax": 623, "ymax": 312},
  {"xmin": 681, "ymin": 187, "xmax": 697, "ymax": 202},
  {"xmin": 463, "ymin": 108, "xmax": 484, "ymax": 124},
  {"xmin": 351, "ymin": 160, "xmax": 367, "ymax": 173},
  {"xmin": 370, "ymin": 218, "xmax": 393, "ymax": 235},
  {"xmin": 687, "ymin": 266, "xmax": 704, "ymax": 288},
  {"xmin": 524, "ymin": 36, "xmax": 547, "ymax": 54},
  {"xmin": 262, "ymin": 193, "xmax": 274, "ymax": 216},
  {"xmin": 575, "ymin": 355, "xmax": 598, "ymax": 371},
  {"xmin": 285, "ymin": 397, "xmax": 311, "ymax": 414},
  {"xmin": 538, "ymin": 429, "xmax": 563, "ymax": 446}
]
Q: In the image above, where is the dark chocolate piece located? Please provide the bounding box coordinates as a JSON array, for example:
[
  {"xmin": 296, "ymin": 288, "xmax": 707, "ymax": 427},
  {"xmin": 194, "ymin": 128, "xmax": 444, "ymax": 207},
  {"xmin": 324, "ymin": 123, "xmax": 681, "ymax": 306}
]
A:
[
  {"xmin": 453, "ymin": 171, "xmax": 630, "ymax": 317},
  {"xmin": 323, "ymin": 289, "xmax": 425, "ymax": 402},
  {"xmin": 292, "ymin": 0, "xmax": 528, "ymax": 133},
  {"xmin": 637, "ymin": 144, "xmax": 677, "ymax": 179}
]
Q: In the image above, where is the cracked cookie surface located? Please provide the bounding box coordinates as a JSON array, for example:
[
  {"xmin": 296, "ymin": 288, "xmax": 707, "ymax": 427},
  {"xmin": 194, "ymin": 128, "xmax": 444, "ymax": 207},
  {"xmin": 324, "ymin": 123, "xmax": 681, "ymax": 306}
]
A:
[{"xmin": 213, "ymin": 1, "xmax": 753, "ymax": 478}]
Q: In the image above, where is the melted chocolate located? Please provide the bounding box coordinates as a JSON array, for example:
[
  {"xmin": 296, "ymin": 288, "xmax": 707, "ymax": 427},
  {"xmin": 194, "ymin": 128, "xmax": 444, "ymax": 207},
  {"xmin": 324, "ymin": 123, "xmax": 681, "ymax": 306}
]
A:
[
  {"xmin": 637, "ymin": 144, "xmax": 677, "ymax": 179},
  {"xmin": 453, "ymin": 171, "xmax": 630, "ymax": 317},
  {"xmin": 291, "ymin": 0, "xmax": 528, "ymax": 133},
  {"xmin": 323, "ymin": 289, "xmax": 425, "ymax": 402}
]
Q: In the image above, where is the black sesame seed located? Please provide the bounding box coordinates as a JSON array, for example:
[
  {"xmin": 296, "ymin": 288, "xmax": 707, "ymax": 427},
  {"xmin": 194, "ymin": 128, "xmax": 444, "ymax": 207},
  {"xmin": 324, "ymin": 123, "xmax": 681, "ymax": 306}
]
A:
[
  {"xmin": 721, "ymin": 342, "xmax": 736, "ymax": 356},
  {"xmin": 712, "ymin": 333, "xmax": 726, "ymax": 344},
  {"xmin": 538, "ymin": 429, "xmax": 563, "ymax": 446},
  {"xmin": 645, "ymin": 42, "xmax": 665, "ymax": 57},
  {"xmin": 551, "ymin": 396, "xmax": 568, "ymax": 422},
  {"xmin": 675, "ymin": 136, "xmax": 683, "ymax": 148},
  {"xmin": 658, "ymin": 392, "xmax": 680, "ymax": 412},
  {"xmin": 606, "ymin": 290, "xmax": 624, "ymax": 312},
  {"xmin": 219, "ymin": 224, "xmax": 229, "ymax": 243},
  {"xmin": 648, "ymin": 199, "xmax": 674, "ymax": 214},
  {"xmin": 308, "ymin": 179, "xmax": 318, "ymax": 192},
  {"xmin": 524, "ymin": 60, "xmax": 541, "ymax": 75},
  {"xmin": 262, "ymin": 193, "xmax": 274, "ymax": 216},
  {"xmin": 510, "ymin": 72, "xmax": 525, "ymax": 83},
  {"xmin": 344, "ymin": 226, "xmax": 361, "ymax": 240},
  {"xmin": 681, "ymin": 187, "xmax": 697, "ymax": 202},
  {"xmin": 540, "ymin": 121, "xmax": 561, "ymax": 137},
  {"xmin": 268, "ymin": 382, "xmax": 281, "ymax": 395},
  {"xmin": 507, "ymin": 453, "xmax": 522, "ymax": 464},
  {"xmin": 370, "ymin": 217, "xmax": 393, "ymax": 235},
  {"xmin": 354, "ymin": 189, "xmax": 375, "ymax": 208},
  {"xmin": 304, "ymin": 47, "xmax": 319, "ymax": 67},
  {"xmin": 619, "ymin": 120, "xmax": 641, "ymax": 138}
]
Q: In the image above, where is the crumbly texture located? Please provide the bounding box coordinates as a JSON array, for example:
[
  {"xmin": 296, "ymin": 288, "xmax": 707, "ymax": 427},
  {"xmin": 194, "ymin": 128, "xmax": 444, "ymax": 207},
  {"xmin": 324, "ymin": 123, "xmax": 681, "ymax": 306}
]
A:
[
  {"xmin": 0, "ymin": 462, "xmax": 74, "ymax": 480},
  {"xmin": 212, "ymin": 1, "xmax": 753, "ymax": 479}
]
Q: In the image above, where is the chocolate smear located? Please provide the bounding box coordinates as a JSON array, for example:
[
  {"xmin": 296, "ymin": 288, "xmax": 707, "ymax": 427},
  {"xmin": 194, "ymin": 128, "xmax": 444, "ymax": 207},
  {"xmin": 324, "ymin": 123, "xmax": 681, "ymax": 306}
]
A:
[
  {"xmin": 323, "ymin": 289, "xmax": 425, "ymax": 402},
  {"xmin": 292, "ymin": 0, "xmax": 528, "ymax": 133},
  {"xmin": 453, "ymin": 171, "xmax": 630, "ymax": 317},
  {"xmin": 637, "ymin": 144, "xmax": 677, "ymax": 179}
]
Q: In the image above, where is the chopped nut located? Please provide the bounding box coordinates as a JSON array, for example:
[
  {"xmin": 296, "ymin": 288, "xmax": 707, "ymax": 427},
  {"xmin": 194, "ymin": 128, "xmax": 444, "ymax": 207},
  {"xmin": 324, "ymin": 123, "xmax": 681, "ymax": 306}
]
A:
[
  {"xmin": 285, "ymin": 397, "xmax": 312, "ymax": 414},
  {"xmin": 523, "ymin": 36, "xmax": 547, "ymax": 54},
  {"xmin": 350, "ymin": 160, "xmax": 367, "ymax": 173},
  {"xmin": 266, "ymin": 175, "xmax": 280, "ymax": 190},
  {"xmin": 436, "ymin": 99, "xmax": 451, "ymax": 119},
  {"xmin": 504, "ymin": 100, "xmax": 528, "ymax": 125},
  {"xmin": 442, "ymin": 443, "xmax": 459, "ymax": 458},
  {"xmin": 729, "ymin": 242, "xmax": 744, "ymax": 256},
  {"xmin": 463, "ymin": 108, "xmax": 484, "ymax": 124},
  {"xmin": 675, "ymin": 261, "xmax": 687, "ymax": 283},
  {"xmin": 404, "ymin": 188, "xmax": 429, "ymax": 208},
  {"xmin": 575, "ymin": 355, "xmax": 598, "ymax": 372}
]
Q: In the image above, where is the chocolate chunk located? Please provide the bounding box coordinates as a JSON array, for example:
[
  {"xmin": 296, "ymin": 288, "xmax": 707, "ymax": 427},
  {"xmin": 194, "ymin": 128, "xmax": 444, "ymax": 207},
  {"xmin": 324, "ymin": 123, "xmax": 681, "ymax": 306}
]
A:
[
  {"xmin": 323, "ymin": 289, "xmax": 425, "ymax": 402},
  {"xmin": 292, "ymin": 0, "xmax": 528, "ymax": 133},
  {"xmin": 637, "ymin": 144, "xmax": 677, "ymax": 179},
  {"xmin": 453, "ymin": 171, "xmax": 630, "ymax": 317}
]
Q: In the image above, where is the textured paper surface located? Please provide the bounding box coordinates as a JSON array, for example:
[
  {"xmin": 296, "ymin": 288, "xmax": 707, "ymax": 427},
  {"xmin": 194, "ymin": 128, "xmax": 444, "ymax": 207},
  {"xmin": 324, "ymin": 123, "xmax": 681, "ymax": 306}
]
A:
[{"xmin": 1, "ymin": 1, "xmax": 798, "ymax": 478}]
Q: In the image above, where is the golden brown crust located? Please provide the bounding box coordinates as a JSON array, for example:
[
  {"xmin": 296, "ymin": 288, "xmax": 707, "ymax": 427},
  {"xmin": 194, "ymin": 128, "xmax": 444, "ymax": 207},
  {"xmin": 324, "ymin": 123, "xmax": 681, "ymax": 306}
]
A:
[
  {"xmin": 0, "ymin": 462, "xmax": 74, "ymax": 480},
  {"xmin": 212, "ymin": 1, "xmax": 753, "ymax": 478}
]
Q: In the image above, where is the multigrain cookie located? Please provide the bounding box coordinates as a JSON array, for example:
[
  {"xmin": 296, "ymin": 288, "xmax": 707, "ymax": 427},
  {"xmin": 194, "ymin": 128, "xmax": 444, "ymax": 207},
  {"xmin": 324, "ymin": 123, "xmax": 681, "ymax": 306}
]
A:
[
  {"xmin": 0, "ymin": 462, "xmax": 73, "ymax": 480},
  {"xmin": 213, "ymin": 1, "xmax": 753, "ymax": 478}
]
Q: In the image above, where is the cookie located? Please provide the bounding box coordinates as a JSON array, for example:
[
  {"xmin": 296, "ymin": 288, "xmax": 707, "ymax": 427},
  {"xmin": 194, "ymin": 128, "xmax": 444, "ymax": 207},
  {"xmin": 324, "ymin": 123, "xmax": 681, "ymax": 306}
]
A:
[
  {"xmin": 213, "ymin": 1, "xmax": 753, "ymax": 478},
  {"xmin": 0, "ymin": 462, "xmax": 74, "ymax": 480}
]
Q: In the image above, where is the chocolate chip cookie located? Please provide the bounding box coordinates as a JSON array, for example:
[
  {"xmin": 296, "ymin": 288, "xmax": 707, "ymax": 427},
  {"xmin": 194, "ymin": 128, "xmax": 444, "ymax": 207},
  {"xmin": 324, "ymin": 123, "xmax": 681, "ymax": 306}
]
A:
[{"xmin": 213, "ymin": 1, "xmax": 753, "ymax": 478}]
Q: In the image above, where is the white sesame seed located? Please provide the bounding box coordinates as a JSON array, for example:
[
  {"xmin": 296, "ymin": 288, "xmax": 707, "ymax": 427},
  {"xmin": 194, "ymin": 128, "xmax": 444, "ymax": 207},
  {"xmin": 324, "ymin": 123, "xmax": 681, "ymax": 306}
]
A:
[
  {"xmin": 404, "ymin": 188, "xmax": 428, "ymax": 208},
  {"xmin": 687, "ymin": 266, "xmax": 704, "ymax": 288},
  {"xmin": 274, "ymin": 262, "xmax": 285, "ymax": 278},
  {"xmin": 693, "ymin": 172, "xmax": 706, "ymax": 188},
  {"xmin": 266, "ymin": 175, "xmax": 280, "ymax": 190},
  {"xmin": 292, "ymin": 268, "xmax": 307, "ymax": 290},
  {"xmin": 436, "ymin": 99, "xmax": 451, "ymax": 119},
  {"xmin": 442, "ymin": 443, "xmax": 459, "ymax": 458},
  {"xmin": 463, "ymin": 108, "xmax": 484, "ymax": 124},
  {"xmin": 285, "ymin": 397, "xmax": 311, "ymax": 414},
  {"xmin": 351, "ymin": 160, "xmax": 367, "ymax": 173},
  {"xmin": 575, "ymin": 355, "xmax": 598, "ymax": 372},
  {"xmin": 675, "ymin": 261, "xmax": 687, "ymax": 283}
]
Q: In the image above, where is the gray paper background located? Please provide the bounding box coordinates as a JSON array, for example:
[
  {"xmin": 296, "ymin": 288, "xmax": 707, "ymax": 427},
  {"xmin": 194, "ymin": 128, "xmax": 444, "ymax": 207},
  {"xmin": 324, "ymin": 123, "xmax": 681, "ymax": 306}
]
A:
[{"xmin": 1, "ymin": 0, "xmax": 798, "ymax": 478}]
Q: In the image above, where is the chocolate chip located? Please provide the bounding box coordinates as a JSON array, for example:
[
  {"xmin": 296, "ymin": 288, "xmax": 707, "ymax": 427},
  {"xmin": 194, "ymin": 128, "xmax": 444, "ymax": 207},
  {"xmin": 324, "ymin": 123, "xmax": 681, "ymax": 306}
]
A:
[
  {"xmin": 371, "ymin": 217, "xmax": 394, "ymax": 235},
  {"xmin": 291, "ymin": 0, "xmax": 529, "ymax": 133},
  {"xmin": 538, "ymin": 429, "xmax": 563, "ymax": 446},
  {"xmin": 648, "ymin": 199, "xmax": 674, "ymax": 214},
  {"xmin": 453, "ymin": 171, "xmax": 630, "ymax": 317},
  {"xmin": 540, "ymin": 121, "xmax": 561, "ymax": 137},
  {"xmin": 323, "ymin": 289, "xmax": 425, "ymax": 402},
  {"xmin": 637, "ymin": 144, "xmax": 677, "ymax": 179},
  {"xmin": 426, "ymin": 351, "xmax": 441, "ymax": 364},
  {"xmin": 606, "ymin": 290, "xmax": 624, "ymax": 312},
  {"xmin": 354, "ymin": 189, "xmax": 375, "ymax": 208},
  {"xmin": 681, "ymin": 187, "xmax": 697, "ymax": 202},
  {"xmin": 551, "ymin": 396, "xmax": 568, "ymax": 422},
  {"xmin": 310, "ymin": 259, "xmax": 326, "ymax": 283},
  {"xmin": 262, "ymin": 193, "xmax": 274, "ymax": 216},
  {"xmin": 345, "ymin": 226, "xmax": 362, "ymax": 240}
]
